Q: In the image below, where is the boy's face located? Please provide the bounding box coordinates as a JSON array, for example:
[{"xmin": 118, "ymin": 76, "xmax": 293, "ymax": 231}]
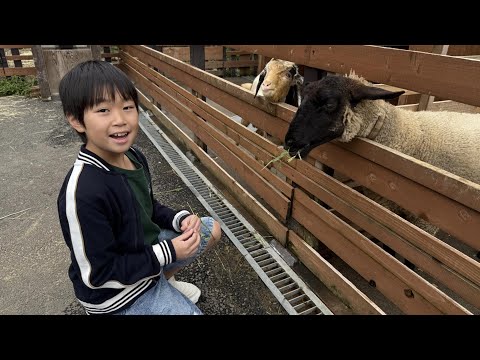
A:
[{"xmin": 68, "ymin": 91, "xmax": 139, "ymax": 163}]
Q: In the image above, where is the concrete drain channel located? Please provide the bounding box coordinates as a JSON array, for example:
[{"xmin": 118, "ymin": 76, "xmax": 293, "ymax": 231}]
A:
[{"xmin": 139, "ymin": 109, "xmax": 333, "ymax": 315}]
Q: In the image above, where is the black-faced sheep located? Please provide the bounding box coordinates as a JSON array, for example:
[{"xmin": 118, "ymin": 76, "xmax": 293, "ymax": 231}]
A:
[
  {"xmin": 239, "ymin": 59, "xmax": 303, "ymax": 141},
  {"xmin": 284, "ymin": 71, "xmax": 480, "ymax": 251}
]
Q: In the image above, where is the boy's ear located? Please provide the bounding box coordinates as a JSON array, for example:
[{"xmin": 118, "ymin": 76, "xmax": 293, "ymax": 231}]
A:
[{"xmin": 67, "ymin": 116, "xmax": 86, "ymax": 133}]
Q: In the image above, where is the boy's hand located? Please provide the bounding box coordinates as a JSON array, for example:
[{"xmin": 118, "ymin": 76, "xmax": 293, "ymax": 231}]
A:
[
  {"xmin": 171, "ymin": 228, "xmax": 201, "ymax": 260},
  {"xmin": 180, "ymin": 214, "xmax": 201, "ymax": 233}
]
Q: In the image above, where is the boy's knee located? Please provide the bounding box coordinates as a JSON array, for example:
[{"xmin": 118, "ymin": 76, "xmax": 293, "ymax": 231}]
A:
[{"xmin": 210, "ymin": 220, "xmax": 222, "ymax": 245}]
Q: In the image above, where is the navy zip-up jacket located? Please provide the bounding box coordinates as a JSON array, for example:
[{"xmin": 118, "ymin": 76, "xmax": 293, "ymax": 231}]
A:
[{"xmin": 57, "ymin": 145, "xmax": 190, "ymax": 315}]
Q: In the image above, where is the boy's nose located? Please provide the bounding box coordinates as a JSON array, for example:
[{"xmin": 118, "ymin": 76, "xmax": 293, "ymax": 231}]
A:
[{"xmin": 112, "ymin": 112, "xmax": 127, "ymax": 125}]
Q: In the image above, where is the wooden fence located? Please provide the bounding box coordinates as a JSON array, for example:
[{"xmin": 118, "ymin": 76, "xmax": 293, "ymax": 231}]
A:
[
  {"xmin": 117, "ymin": 45, "xmax": 480, "ymax": 315},
  {"xmin": 0, "ymin": 45, "xmax": 120, "ymax": 77},
  {"xmin": 0, "ymin": 45, "xmax": 37, "ymax": 77},
  {"xmin": 154, "ymin": 45, "xmax": 258, "ymax": 77}
]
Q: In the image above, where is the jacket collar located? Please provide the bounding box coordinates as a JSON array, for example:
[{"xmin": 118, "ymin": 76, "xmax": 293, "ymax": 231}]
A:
[{"xmin": 77, "ymin": 144, "xmax": 136, "ymax": 171}]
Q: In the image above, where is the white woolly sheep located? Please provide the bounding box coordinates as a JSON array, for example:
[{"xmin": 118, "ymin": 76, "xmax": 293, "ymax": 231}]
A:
[
  {"xmin": 242, "ymin": 58, "xmax": 303, "ymax": 106},
  {"xmin": 284, "ymin": 72, "xmax": 480, "ymax": 261}
]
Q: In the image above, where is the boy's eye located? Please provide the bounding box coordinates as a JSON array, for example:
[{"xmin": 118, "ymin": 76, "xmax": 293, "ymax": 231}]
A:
[{"xmin": 97, "ymin": 108, "xmax": 109, "ymax": 113}]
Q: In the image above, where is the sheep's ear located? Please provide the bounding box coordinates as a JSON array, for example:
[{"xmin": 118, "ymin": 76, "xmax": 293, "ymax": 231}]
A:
[
  {"xmin": 294, "ymin": 67, "xmax": 304, "ymax": 85},
  {"xmin": 351, "ymin": 84, "xmax": 405, "ymax": 103},
  {"xmin": 254, "ymin": 70, "xmax": 266, "ymax": 98}
]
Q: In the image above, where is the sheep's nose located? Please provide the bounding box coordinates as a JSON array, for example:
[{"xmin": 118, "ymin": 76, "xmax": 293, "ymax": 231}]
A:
[{"xmin": 262, "ymin": 82, "xmax": 271, "ymax": 88}]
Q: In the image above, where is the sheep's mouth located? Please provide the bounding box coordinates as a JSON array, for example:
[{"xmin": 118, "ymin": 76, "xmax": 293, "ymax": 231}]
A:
[
  {"xmin": 287, "ymin": 138, "xmax": 330, "ymax": 158},
  {"xmin": 287, "ymin": 144, "xmax": 311, "ymax": 158},
  {"xmin": 261, "ymin": 88, "xmax": 274, "ymax": 96}
]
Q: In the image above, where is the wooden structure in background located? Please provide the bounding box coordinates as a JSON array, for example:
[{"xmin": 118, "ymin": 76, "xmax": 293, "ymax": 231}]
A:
[
  {"xmin": 0, "ymin": 45, "xmax": 37, "ymax": 77},
  {"xmin": 157, "ymin": 45, "xmax": 258, "ymax": 77},
  {"xmin": 0, "ymin": 45, "xmax": 120, "ymax": 100}
]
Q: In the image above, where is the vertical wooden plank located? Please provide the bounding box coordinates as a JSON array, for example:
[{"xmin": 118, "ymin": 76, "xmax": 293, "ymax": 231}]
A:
[
  {"xmin": 11, "ymin": 48, "xmax": 23, "ymax": 67},
  {"xmin": 222, "ymin": 46, "xmax": 227, "ymax": 77},
  {"xmin": 257, "ymin": 54, "xmax": 266, "ymax": 75},
  {"xmin": 90, "ymin": 45, "xmax": 102, "ymax": 60},
  {"xmin": 31, "ymin": 45, "xmax": 51, "ymax": 101},
  {"xmin": 303, "ymin": 66, "xmax": 327, "ymax": 83},
  {"xmin": 103, "ymin": 46, "xmax": 111, "ymax": 62},
  {"xmin": 416, "ymin": 45, "xmax": 449, "ymax": 111},
  {"xmin": 0, "ymin": 48, "xmax": 7, "ymax": 67},
  {"xmin": 190, "ymin": 45, "xmax": 205, "ymax": 70},
  {"xmin": 238, "ymin": 53, "xmax": 251, "ymax": 76},
  {"xmin": 190, "ymin": 45, "xmax": 207, "ymax": 151},
  {"xmin": 0, "ymin": 48, "xmax": 8, "ymax": 78},
  {"xmin": 148, "ymin": 45, "xmax": 163, "ymax": 110},
  {"xmin": 149, "ymin": 44, "xmax": 163, "ymax": 70}
]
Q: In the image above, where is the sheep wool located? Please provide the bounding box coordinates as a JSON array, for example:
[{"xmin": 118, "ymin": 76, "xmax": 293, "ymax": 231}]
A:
[{"xmin": 344, "ymin": 72, "xmax": 480, "ymax": 184}]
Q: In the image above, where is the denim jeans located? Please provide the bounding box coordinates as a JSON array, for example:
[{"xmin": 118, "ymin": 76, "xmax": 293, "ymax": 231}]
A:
[{"xmin": 114, "ymin": 216, "xmax": 214, "ymax": 315}]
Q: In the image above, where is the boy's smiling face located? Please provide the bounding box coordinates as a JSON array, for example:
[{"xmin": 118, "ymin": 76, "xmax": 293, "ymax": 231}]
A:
[{"xmin": 68, "ymin": 91, "xmax": 139, "ymax": 164}]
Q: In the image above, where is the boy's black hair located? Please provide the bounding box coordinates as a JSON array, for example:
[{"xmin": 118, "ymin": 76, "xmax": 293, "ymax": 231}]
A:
[{"xmin": 59, "ymin": 60, "xmax": 139, "ymax": 143}]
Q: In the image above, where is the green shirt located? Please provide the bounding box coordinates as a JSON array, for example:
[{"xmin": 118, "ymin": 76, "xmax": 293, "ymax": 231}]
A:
[{"xmin": 111, "ymin": 150, "xmax": 161, "ymax": 245}]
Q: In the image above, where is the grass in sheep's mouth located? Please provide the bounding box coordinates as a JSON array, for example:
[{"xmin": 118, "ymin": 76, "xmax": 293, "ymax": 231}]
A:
[{"xmin": 261, "ymin": 149, "xmax": 301, "ymax": 170}]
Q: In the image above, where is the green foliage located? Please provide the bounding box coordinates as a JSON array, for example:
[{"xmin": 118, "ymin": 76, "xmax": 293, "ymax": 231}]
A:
[{"xmin": 0, "ymin": 76, "xmax": 38, "ymax": 97}]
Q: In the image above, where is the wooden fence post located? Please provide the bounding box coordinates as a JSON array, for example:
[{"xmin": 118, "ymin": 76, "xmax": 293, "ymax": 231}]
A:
[
  {"xmin": 90, "ymin": 45, "xmax": 102, "ymax": 60},
  {"xmin": 11, "ymin": 48, "xmax": 23, "ymax": 68},
  {"xmin": 410, "ymin": 45, "xmax": 450, "ymax": 111},
  {"xmin": 31, "ymin": 45, "xmax": 52, "ymax": 101},
  {"xmin": 190, "ymin": 45, "xmax": 207, "ymax": 152},
  {"xmin": 0, "ymin": 48, "xmax": 8, "ymax": 78},
  {"xmin": 146, "ymin": 45, "xmax": 164, "ymax": 110},
  {"xmin": 222, "ymin": 46, "xmax": 228, "ymax": 77},
  {"xmin": 104, "ymin": 46, "xmax": 112, "ymax": 62},
  {"xmin": 0, "ymin": 48, "xmax": 7, "ymax": 67},
  {"xmin": 257, "ymin": 54, "xmax": 267, "ymax": 75}
]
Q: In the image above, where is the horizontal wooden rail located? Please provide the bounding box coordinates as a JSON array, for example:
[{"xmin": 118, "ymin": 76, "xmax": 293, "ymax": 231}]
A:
[
  {"xmin": 4, "ymin": 55, "xmax": 33, "ymax": 61},
  {"xmin": 1, "ymin": 68, "xmax": 36, "ymax": 76},
  {"xmin": 227, "ymin": 45, "xmax": 480, "ymax": 107},
  {"xmin": 121, "ymin": 50, "xmax": 291, "ymax": 196},
  {"xmin": 278, "ymin": 159, "xmax": 480, "ymax": 308},
  {"xmin": 288, "ymin": 230, "xmax": 386, "ymax": 315},
  {"xmin": 335, "ymin": 138, "xmax": 480, "ymax": 213},
  {"xmin": 398, "ymin": 100, "xmax": 480, "ymax": 113},
  {"xmin": 131, "ymin": 85, "xmax": 288, "ymax": 244},
  {"xmin": 121, "ymin": 61, "xmax": 291, "ymax": 221},
  {"xmin": 292, "ymin": 189, "xmax": 471, "ymax": 314},
  {"xmin": 0, "ymin": 45, "xmax": 32, "ymax": 48},
  {"xmin": 121, "ymin": 45, "xmax": 288, "ymax": 140},
  {"xmin": 308, "ymin": 143, "xmax": 480, "ymax": 250}
]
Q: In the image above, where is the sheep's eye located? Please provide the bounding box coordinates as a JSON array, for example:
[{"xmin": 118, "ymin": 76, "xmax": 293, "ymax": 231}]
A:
[
  {"xmin": 324, "ymin": 99, "xmax": 337, "ymax": 112},
  {"xmin": 285, "ymin": 71, "xmax": 292, "ymax": 78}
]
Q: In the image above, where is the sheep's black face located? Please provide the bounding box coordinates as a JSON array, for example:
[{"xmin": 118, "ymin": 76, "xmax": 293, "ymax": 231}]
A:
[{"xmin": 284, "ymin": 77, "xmax": 347, "ymax": 158}]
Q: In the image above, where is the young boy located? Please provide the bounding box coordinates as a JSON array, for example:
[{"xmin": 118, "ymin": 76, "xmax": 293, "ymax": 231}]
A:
[{"xmin": 57, "ymin": 60, "xmax": 221, "ymax": 315}]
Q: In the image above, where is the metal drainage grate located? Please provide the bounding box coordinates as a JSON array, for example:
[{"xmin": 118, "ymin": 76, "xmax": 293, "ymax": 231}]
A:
[{"xmin": 139, "ymin": 108, "xmax": 333, "ymax": 315}]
